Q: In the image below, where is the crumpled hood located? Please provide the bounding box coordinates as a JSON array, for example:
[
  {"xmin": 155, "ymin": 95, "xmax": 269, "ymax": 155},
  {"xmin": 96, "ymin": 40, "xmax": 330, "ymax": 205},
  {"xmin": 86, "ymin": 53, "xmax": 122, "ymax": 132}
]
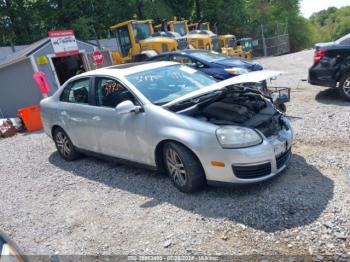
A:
[
  {"xmin": 162, "ymin": 70, "xmax": 282, "ymax": 108},
  {"xmin": 211, "ymin": 58, "xmax": 262, "ymax": 71}
]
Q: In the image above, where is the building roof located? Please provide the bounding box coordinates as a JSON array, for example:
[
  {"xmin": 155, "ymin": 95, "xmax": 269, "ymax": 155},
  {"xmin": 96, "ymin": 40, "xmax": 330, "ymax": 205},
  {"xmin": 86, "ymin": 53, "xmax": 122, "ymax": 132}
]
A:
[
  {"xmin": 0, "ymin": 37, "xmax": 98, "ymax": 69},
  {"xmin": 0, "ymin": 45, "xmax": 29, "ymax": 62},
  {"xmin": 0, "ymin": 38, "xmax": 50, "ymax": 69}
]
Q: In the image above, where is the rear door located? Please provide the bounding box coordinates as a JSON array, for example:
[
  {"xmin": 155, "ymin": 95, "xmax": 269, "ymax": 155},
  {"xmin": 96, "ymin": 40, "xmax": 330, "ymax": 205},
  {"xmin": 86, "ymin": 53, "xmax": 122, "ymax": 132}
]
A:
[{"xmin": 59, "ymin": 77, "xmax": 96, "ymax": 150}]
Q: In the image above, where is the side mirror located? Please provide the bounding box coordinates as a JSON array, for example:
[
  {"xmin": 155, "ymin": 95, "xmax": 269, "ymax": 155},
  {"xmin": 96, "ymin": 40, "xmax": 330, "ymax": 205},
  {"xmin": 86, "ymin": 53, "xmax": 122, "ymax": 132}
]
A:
[
  {"xmin": 115, "ymin": 100, "xmax": 141, "ymax": 115},
  {"xmin": 0, "ymin": 230, "xmax": 28, "ymax": 262}
]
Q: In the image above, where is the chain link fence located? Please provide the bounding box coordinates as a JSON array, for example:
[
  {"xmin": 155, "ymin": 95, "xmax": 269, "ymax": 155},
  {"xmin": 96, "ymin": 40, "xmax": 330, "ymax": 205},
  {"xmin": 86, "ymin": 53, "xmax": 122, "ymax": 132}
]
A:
[{"xmin": 252, "ymin": 22, "xmax": 290, "ymax": 57}]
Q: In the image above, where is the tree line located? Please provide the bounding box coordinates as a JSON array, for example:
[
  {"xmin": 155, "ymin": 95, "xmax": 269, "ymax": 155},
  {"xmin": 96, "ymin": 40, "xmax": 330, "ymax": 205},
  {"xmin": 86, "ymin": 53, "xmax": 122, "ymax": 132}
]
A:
[
  {"xmin": 0, "ymin": 0, "xmax": 348, "ymax": 51},
  {"xmin": 309, "ymin": 5, "xmax": 350, "ymax": 43}
]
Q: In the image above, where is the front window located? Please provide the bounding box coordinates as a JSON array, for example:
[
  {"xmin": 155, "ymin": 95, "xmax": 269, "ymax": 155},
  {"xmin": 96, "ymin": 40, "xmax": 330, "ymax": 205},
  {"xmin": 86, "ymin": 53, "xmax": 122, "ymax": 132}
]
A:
[
  {"xmin": 125, "ymin": 65, "xmax": 217, "ymax": 105},
  {"xmin": 173, "ymin": 23, "xmax": 186, "ymax": 36},
  {"xmin": 133, "ymin": 23, "xmax": 151, "ymax": 43},
  {"xmin": 95, "ymin": 78, "xmax": 136, "ymax": 108},
  {"xmin": 190, "ymin": 51, "xmax": 228, "ymax": 62},
  {"xmin": 115, "ymin": 25, "xmax": 132, "ymax": 57},
  {"xmin": 228, "ymin": 38, "xmax": 236, "ymax": 48}
]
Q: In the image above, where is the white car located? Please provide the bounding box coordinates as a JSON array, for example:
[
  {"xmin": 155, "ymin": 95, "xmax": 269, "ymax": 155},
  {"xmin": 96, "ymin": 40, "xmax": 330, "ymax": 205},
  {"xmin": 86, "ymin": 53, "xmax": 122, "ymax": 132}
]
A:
[{"xmin": 40, "ymin": 62, "xmax": 294, "ymax": 193}]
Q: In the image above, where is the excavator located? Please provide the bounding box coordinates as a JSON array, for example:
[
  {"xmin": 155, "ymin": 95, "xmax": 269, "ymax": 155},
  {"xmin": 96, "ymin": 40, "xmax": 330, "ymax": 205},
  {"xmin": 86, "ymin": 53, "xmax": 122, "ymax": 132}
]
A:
[{"xmin": 110, "ymin": 20, "xmax": 179, "ymax": 63}]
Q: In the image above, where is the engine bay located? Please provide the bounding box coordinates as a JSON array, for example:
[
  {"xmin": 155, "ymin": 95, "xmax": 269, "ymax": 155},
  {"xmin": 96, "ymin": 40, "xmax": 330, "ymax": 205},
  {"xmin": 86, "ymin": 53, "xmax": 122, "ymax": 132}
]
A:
[{"xmin": 172, "ymin": 87, "xmax": 288, "ymax": 137}]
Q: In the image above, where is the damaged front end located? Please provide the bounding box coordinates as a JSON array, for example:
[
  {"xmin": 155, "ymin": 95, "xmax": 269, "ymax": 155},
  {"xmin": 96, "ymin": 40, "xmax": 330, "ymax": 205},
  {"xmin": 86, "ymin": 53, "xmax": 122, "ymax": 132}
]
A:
[{"xmin": 169, "ymin": 86, "xmax": 289, "ymax": 139}]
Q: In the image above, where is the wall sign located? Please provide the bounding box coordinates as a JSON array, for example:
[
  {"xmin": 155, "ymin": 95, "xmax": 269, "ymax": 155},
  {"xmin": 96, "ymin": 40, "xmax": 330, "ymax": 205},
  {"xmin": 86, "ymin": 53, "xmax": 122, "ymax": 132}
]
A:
[
  {"xmin": 48, "ymin": 30, "xmax": 79, "ymax": 57},
  {"xmin": 92, "ymin": 50, "xmax": 104, "ymax": 64},
  {"xmin": 36, "ymin": 56, "xmax": 48, "ymax": 65}
]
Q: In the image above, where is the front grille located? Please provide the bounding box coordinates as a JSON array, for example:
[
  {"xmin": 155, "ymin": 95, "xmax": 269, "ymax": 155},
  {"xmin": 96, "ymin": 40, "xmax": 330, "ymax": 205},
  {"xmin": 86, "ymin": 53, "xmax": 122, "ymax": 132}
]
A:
[
  {"xmin": 232, "ymin": 162, "xmax": 271, "ymax": 179},
  {"xmin": 276, "ymin": 149, "xmax": 292, "ymax": 169},
  {"xmin": 161, "ymin": 43, "xmax": 169, "ymax": 52},
  {"xmin": 177, "ymin": 38, "xmax": 187, "ymax": 50}
]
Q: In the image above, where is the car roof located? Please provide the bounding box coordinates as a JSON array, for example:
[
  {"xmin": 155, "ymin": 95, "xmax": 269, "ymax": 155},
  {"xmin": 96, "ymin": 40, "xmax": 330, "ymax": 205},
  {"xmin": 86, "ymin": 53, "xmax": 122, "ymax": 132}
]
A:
[{"xmin": 76, "ymin": 61, "xmax": 178, "ymax": 79}]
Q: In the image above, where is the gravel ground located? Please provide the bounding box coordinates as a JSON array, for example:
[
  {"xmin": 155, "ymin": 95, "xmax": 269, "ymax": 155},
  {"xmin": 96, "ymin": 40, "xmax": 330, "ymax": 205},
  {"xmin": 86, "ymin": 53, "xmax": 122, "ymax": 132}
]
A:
[{"xmin": 0, "ymin": 50, "xmax": 349, "ymax": 259}]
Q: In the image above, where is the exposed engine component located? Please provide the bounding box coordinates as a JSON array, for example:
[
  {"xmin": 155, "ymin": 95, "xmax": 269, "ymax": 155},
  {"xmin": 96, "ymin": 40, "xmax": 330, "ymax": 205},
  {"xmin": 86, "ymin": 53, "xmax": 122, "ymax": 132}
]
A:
[{"xmin": 176, "ymin": 89, "xmax": 287, "ymax": 137}]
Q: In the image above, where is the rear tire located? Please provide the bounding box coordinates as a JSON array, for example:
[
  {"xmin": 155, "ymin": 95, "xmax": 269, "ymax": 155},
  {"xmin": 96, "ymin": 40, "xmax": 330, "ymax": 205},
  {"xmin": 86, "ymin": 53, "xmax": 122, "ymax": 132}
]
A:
[
  {"xmin": 53, "ymin": 127, "xmax": 80, "ymax": 161},
  {"xmin": 163, "ymin": 142, "xmax": 206, "ymax": 193},
  {"xmin": 339, "ymin": 73, "xmax": 350, "ymax": 101}
]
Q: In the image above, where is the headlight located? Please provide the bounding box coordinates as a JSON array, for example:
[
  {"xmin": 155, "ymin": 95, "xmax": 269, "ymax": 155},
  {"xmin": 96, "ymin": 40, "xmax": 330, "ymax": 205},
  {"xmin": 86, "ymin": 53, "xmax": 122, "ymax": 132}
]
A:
[
  {"xmin": 216, "ymin": 126, "xmax": 262, "ymax": 148},
  {"xmin": 224, "ymin": 67, "xmax": 249, "ymax": 75}
]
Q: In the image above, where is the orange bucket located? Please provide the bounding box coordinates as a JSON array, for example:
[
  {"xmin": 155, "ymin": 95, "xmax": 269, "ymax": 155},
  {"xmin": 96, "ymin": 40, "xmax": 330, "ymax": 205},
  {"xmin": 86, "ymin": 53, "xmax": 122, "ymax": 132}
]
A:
[{"xmin": 18, "ymin": 105, "xmax": 43, "ymax": 132}]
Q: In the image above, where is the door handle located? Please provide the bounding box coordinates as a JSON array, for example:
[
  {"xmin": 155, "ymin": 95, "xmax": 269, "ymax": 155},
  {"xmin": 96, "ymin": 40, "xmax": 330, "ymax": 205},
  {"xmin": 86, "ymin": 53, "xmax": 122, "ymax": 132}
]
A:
[
  {"xmin": 92, "ymin": 116, "xmax": 101, "ymax": 121},
  {"xmin": 61, "ymin": 111, "xmax": 68, "ymax": 116}
]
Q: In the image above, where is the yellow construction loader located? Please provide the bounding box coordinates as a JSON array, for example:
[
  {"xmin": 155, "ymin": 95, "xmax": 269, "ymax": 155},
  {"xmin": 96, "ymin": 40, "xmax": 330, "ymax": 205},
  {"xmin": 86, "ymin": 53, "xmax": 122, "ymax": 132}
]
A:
[
  {"xmin": 166, "ymin": 20, "xmax": 217, "ymax": 51},
  {"xmin": 219, "ymin": 34, "xmax": 244, "ymax": 57},
  {"xmin": 110, "ymin": 20, "xmax": 179, "ymax": 63}
]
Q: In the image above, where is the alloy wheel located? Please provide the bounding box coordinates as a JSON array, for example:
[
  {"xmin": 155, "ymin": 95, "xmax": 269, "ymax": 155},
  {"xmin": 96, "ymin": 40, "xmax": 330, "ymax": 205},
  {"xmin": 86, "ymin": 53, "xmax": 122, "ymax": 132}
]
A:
[
  {"xmin": 343, "ymin": 77, "xmax": 350, "ymax": 97},
  {"xmin": 165, "ymin": 148, "xmax": 187, "ymax": 187},
  {"xmin": 55, "ymin": 131, "xmax": 71, "ymax": 157}
]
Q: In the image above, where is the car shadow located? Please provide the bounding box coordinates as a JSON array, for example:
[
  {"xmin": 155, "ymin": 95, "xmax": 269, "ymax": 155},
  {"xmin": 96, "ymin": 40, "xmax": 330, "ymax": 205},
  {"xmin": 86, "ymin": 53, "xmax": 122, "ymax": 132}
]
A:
[
  {"xmin": 49, "ymin": 152, "xmax": 333, "ymax": 233},
  {"xmin": 315, "ymin": 88, "xmax": 350, "ymax": 106}
]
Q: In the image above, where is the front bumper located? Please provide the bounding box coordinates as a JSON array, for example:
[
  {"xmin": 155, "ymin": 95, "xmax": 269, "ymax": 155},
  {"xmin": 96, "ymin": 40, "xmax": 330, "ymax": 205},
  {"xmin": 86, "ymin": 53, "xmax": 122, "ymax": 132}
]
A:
[{"xmin": 197, "ymin": 121, "xmax": 294, "ymax": 184}]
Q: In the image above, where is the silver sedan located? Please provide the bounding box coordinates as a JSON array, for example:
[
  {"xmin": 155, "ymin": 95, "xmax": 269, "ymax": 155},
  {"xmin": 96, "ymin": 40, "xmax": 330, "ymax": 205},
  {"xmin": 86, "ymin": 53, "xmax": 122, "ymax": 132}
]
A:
[{"xmin": 40, "ymin": 62, "xmax": 294, "ymax": 192}]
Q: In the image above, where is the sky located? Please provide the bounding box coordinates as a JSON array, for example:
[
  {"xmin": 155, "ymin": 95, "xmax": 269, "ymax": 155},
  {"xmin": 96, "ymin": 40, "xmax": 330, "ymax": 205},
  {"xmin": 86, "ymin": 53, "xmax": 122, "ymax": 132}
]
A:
[{"xmin": 300, "ymin": 0, "xmax": 350, "ymax": 18}]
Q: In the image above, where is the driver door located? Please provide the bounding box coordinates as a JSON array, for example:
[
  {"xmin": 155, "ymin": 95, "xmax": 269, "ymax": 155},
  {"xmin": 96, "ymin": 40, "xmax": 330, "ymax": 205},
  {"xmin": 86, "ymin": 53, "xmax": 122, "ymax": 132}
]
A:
[{"xmin": 90, "ymin": 77, "xmax": 147, "ymax": 161}]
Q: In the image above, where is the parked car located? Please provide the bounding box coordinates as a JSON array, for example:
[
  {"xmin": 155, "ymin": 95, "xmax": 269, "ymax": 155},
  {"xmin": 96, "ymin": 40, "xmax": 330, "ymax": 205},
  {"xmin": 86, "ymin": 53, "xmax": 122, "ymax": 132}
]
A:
[
  {"xmin": 309, "ymin": 33, "xmax": 350, "ymax": 101},
  {"xmin": 40, "ymin": 62, "xmax": 294, "ymax": 193},
  {"xmin": 146, "ymin": 49, "xmax": 263, "ymax": 80}
]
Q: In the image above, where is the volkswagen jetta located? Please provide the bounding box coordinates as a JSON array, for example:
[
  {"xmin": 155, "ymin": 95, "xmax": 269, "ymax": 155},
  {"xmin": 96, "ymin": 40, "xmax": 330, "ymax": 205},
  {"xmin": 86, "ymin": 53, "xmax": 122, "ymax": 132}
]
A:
[{"xmin": 40, "ymin": 62, "xmax": 293, "ymax": 192}]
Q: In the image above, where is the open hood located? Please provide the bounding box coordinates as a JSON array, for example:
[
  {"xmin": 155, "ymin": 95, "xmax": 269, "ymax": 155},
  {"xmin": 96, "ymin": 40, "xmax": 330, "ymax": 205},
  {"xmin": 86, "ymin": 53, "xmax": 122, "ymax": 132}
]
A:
[{"xmin": 162, "ymin": 70, "xmax": 282, "ymax": 108}]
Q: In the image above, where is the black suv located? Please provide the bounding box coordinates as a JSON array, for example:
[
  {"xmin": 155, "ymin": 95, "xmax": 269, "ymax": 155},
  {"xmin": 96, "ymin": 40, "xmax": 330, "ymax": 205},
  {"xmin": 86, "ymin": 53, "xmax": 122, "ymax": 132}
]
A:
[{"xmin": 308, "ymin": 33, "xmax": 350, "ymax": 101}]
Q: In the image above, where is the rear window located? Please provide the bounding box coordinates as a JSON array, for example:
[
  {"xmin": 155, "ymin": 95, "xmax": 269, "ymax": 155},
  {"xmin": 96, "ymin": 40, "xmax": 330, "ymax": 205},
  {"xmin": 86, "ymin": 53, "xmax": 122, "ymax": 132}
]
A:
[
  {"xmin": 190, "ymin": 51, "xmax": 228, "ymax": 62},
  {"xmin": 336, "ymin": 33, "xmax": 350, "ymax": 45}
]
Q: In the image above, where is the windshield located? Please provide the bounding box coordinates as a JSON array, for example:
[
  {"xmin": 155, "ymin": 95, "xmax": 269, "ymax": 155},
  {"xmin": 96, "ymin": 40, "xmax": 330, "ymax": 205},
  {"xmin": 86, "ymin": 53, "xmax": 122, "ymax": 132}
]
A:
[
  {"xmin": 173, "ymin": 23, "xmax": 186, "ymax": 36},
  {"xmin": 126, "ymin": 65, "xmax": 217, "ymax": 105},
  {"xmin": 190, "ymin": 51, "xmax": 229, "ymax": 62},
  {"xmin": 133, "ymin": 23, "xmax": 151, "ymax": 43},
  {"xmin": 228, "ymin": 38, "xmax": 236, "ymax": 47}
]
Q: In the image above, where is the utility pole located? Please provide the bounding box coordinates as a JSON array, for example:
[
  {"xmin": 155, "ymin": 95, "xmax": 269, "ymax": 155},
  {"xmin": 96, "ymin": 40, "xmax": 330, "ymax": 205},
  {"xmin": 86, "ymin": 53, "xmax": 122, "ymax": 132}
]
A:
[
  {"xmin": 261, "ymin": 24, "xmax": 268, "ymax": 56},
  {"xmin": 90, "ymin": 0, "xmax": 101, "ymax": 49},
  {"xmin": 195, "ymin": 0, "xmax": 201, "ymax": 21}
]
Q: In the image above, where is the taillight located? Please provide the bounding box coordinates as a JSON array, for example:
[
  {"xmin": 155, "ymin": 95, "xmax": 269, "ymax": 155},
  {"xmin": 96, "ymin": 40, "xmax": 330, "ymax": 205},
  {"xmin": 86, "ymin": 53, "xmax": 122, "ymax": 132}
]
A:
[{"xmin": 313, "ymin": 49, "xmax": 326, "ymax": 65}]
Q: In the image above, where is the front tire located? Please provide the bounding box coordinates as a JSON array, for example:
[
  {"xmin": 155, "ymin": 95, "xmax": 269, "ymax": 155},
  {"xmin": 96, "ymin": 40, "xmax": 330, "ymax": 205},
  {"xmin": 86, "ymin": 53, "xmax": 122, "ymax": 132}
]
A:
[
  {"xmin": 53, "ymin": 127, "xmax": 80, "ymax": 161},
  {"xmin": 163, "ymin": 142, "xmax": 206, "ymax": 193},
  {"xmin": 339, "ymin": 73, "xmax": 350, "ymax": 101},
  {"xmin": 275, "ymin": 102, "xmax": 287, "ymax": 113}
]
